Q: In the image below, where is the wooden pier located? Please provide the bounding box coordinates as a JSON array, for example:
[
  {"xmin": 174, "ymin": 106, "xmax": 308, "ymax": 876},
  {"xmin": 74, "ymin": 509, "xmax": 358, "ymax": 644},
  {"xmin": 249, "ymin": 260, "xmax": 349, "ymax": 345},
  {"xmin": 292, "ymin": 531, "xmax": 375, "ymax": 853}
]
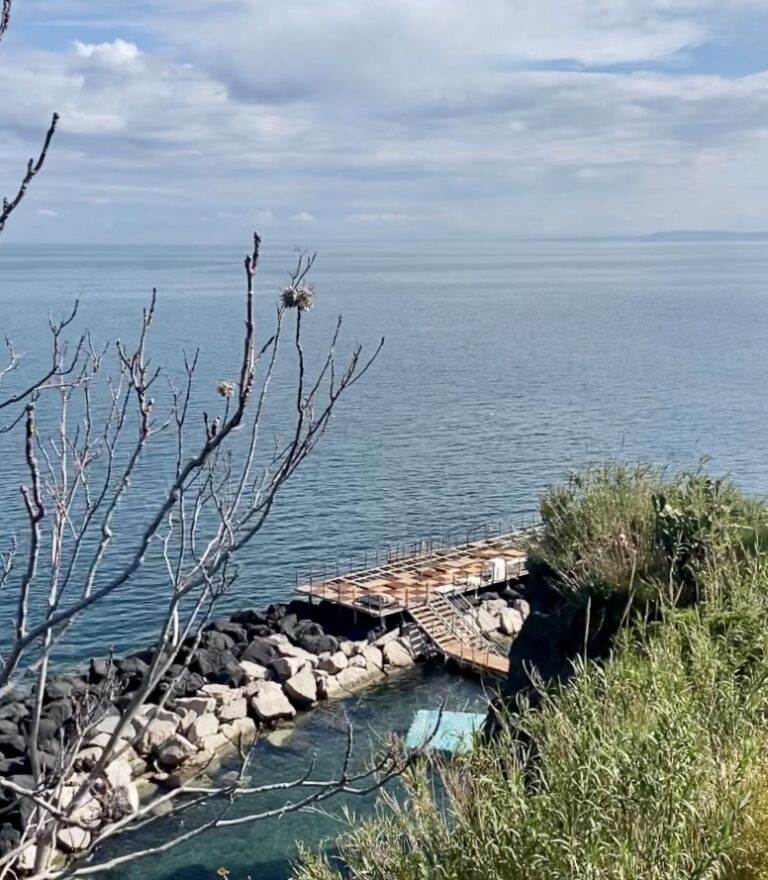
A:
[{"xmin": 296, "ymin": 530, "xmax": 531, "ymax": 678}]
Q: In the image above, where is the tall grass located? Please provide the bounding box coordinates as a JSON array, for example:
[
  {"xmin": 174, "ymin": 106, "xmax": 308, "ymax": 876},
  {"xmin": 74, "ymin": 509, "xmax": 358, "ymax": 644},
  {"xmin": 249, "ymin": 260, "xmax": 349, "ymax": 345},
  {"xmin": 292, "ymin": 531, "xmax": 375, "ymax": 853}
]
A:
[{"xmin": 294, "ymin": 466, "xmax": 768, "ymax": 880}]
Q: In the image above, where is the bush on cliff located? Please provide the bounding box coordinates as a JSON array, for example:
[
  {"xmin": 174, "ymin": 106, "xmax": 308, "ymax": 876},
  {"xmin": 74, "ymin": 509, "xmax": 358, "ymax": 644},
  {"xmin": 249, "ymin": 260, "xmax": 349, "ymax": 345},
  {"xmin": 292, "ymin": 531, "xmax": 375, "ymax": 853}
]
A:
[{"xmin": 294, "ymin": 469, "xmax": 768, "ymax": 880}]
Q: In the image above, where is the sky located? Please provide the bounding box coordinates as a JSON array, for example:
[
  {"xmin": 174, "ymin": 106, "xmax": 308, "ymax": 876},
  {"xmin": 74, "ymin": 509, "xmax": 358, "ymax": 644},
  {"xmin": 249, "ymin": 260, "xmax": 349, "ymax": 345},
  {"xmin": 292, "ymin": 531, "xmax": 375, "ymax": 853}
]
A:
[{"xmin": 2, "ymin": 0, "xmax": 768, "ymax": 243}]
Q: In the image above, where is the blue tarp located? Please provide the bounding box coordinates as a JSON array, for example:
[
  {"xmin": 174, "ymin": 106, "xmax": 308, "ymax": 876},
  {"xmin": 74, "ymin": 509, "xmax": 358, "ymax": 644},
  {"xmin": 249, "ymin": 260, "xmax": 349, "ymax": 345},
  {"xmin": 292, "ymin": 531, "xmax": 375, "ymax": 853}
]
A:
[{"xmin": 405, "ymin": 710, "xmax": 486, "ymax": 755}]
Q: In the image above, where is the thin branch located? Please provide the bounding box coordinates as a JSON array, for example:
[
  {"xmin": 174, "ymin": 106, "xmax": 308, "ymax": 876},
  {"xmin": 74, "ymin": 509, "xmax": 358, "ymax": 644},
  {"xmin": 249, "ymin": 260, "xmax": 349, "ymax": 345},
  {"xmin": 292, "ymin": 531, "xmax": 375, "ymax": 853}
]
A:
[{"xmin": 0, "ymin": 112, "xmax": 59, "ymax": 237}]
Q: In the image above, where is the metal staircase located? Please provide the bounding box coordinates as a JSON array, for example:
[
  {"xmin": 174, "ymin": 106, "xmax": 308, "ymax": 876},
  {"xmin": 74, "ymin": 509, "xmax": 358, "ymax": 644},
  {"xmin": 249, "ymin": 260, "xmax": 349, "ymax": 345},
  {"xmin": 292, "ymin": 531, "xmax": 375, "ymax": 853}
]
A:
[{"xmin": 409, "ymin": 595, "xmax": 510, "ymax": 678}]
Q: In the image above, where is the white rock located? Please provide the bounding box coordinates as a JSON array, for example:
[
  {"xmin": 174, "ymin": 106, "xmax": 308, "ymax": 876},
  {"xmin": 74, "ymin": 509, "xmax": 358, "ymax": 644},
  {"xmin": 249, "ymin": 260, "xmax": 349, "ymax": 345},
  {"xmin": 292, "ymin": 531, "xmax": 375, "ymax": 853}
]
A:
[
  {"xmin": 174, "ymin": 695, "xmax": 216, "ymax": 715},
  {"xmin": 271, "ymin": 656, "xmax": 307, "ymax": 681},
  {"xmin": 315, "ymin": 671, "xmax": 342, "ymax": 700},
  {"xmin": 349, "ymin": 654, "xmax": 367, "ymax": 669},
  {"xmin": 217, "ymin": 698, "xmax": 248, "ymax": 722},
  {"xmin": 105, "ymin": 758, "xmax": 133, "ymax": 789},
  {"xmin": 265, "ymin": 727, "xmax": 294, "ymax": 747},
  {"xmin": 284, "ymin": 665, "xmax": 317, "ymax": 706},
  {"xmin": 277, "ymin": 642, "xmax": 318, "ymax": 665},
  {"xmin": 483, "ymin": 598, "xmax": 508, "ymax": 614},
  {"xmin": 200, "ymin": 683, "xmax": 243, "ymax": 705},
  {"xmin": 238, "ymin": 660, "xmax": 268, "ymax": 681},
  {"xmin": 88, "ymin": 732, "xmax": 114, "ymax": 749},
  {"xmin": 371, "ymin": 628, "xmax": 401, "ymax": 648},
  {"xmin": 382, "ymin": 639, "xmax": 414, "ymax": 668},
  {"xmin": 475, "ymin": 607, "xmax": 501, "ymax": 634},
  {"xmin": 513, "ymin": 598, "xmax": 531, "ymax": 619},
  {"xmin": 94, "ymin": 714, "xmax": 122, "ymax": 736},
  {"xmin": 499, "ymin": 607, "xmax": 524, "ymax": 636},
  {"xmin": 361, "ymin": 645, "xmax": 384, "ymax": 671},
  {"xmin": 187, "ymin": 712, "xmax": 220, "ymax": 745},
  {"xmin": 220, "ymin": 717, "xmax": 258, "ymax": 744},
  {"xmin": 351, "ymin": 640, "xmax": 369, "ymax": 655},
  {"xmin": 177, "ymin": 709, "xmax": 197, "ymax": 735},
  {"xmin": 318, "ymin": 651, "xmax": 348, "ymax": 674},
  {"xmin": 265, "ymin": 633, "xmax": 291, "ymax": 648},
  {"xmin": 338, "ymin": 640, "xmax": 355, "ymax": 658},
  {"xmin": 112, "ymin": 781, "xmax": 140, "ymax": 818},
  {"xmin": 336, "ymin": 665, "xmax": 376, "ymax": 690},
  {"xmin": 16, "ymin": 846, "xmax": 36, "ymax": 872},
  {"xmin": 156, "ymin": 734, "xmax": 197, "ymax": 769},
  {"xmin": 136, "ymin": 719, "xmax": 179, "ymax": 756},
  {"xmin": 58, "ymin": 826, "xmax": 91, "ymax": 853},
  {"xmin": 249, "ymin": 681, "xmax": 296, "ymax": 722},
  {"xmin": 197, "ymin": 731, "xmax": 231, "ymax": 755}
]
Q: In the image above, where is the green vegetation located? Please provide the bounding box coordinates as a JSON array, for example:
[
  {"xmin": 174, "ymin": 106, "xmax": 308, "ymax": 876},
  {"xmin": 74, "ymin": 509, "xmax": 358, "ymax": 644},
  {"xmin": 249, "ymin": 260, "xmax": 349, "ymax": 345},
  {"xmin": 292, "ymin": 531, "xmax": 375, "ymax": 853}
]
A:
[{"xmin": 294, "ymin": 464, "xmax": 768, "ymax": 880}]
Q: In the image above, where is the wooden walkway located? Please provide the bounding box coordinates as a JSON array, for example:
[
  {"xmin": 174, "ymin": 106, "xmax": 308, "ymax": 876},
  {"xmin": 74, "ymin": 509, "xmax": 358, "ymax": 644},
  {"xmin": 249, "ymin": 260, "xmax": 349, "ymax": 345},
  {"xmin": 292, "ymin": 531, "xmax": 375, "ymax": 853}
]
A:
[
  {"xmin": 296, "ymin": 532, "xmax": 528, "ymax": 618},
  {"xmin": 409, "ymin": 596, "xmax": 510, "ymax": 678}
]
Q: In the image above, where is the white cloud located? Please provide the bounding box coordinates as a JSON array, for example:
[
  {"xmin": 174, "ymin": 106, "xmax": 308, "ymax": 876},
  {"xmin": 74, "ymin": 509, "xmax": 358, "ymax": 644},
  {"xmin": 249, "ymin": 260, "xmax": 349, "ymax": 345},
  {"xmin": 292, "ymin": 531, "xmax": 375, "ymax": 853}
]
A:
[
  {"xmin": 3, "ymin": 1, "xmax": 768, "ymax": 240},
  {"xmin": 72, "ymin": 38, "xmax": 140, "ymax": 66}
]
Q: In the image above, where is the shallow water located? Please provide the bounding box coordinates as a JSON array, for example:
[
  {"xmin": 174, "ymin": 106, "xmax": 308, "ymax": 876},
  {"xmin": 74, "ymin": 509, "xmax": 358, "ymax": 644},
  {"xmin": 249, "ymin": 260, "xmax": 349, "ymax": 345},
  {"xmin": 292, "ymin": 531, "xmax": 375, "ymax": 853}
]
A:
[{"xmin": 90, "ymin": 664, "xmax": 487, "ymax": 880}]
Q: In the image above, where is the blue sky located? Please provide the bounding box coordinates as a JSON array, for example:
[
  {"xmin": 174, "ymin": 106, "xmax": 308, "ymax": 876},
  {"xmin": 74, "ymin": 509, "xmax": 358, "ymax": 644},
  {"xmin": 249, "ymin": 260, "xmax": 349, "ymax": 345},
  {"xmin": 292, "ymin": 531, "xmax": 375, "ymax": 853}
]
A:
[{"xmin": 2, "ymin": 0, "xmax": 768, "ymax": 243}]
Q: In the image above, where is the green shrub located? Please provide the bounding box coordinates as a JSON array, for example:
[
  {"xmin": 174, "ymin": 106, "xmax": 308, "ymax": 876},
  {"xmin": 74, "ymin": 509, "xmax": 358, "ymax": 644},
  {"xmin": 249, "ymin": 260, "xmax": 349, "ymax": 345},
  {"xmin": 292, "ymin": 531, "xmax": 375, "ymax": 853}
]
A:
[{"xmin": 294, "ymin": 469, "xmax": 768, "ymax": 880}]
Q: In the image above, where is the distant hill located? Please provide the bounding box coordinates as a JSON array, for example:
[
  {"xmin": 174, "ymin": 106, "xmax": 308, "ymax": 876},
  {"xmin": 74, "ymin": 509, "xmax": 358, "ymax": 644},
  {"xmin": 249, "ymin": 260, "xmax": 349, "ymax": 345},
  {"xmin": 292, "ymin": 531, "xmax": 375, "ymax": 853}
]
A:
[{"xmin": 644, "ymin": 230, "xmax": 768, "ymax": 242}]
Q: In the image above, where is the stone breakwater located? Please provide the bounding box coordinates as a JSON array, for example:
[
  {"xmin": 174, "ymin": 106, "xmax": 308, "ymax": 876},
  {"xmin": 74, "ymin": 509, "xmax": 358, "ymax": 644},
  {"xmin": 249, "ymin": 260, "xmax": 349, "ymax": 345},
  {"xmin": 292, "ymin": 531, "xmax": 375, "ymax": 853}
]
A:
[{"xmin": 0, "ymin": 589, "xmax": 529, "ymax": 868}]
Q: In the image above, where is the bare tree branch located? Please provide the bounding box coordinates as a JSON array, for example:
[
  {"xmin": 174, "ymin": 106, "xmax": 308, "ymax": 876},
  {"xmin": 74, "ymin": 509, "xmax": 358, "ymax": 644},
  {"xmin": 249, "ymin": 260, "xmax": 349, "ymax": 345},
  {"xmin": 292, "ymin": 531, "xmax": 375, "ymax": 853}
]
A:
[
  {"xmin": 0, "ymin": 112, "xmax": 59, "ymax": 237},
  {"xmin": 0, "ymin": 0, "xmax": 11, "ymax": 43}
]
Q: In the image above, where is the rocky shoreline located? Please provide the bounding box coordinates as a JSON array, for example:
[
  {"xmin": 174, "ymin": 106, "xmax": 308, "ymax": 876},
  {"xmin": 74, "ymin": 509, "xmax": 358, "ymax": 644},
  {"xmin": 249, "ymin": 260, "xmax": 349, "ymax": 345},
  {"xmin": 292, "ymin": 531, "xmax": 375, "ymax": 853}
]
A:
[{"xmin": 0, "ymin": 588, "xmax": 529, "ymax": 869}]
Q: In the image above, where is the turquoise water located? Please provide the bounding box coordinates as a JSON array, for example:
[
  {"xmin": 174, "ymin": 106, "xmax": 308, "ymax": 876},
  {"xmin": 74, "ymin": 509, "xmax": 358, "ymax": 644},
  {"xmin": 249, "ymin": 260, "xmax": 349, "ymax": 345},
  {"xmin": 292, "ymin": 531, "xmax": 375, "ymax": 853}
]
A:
[
  {"xmin": 2, "ymin": 239, "xmax": 767, "ymax": 664},
  {"xmin": 91, "ymin": 665, "xmax": 487, "ymax": 880}
]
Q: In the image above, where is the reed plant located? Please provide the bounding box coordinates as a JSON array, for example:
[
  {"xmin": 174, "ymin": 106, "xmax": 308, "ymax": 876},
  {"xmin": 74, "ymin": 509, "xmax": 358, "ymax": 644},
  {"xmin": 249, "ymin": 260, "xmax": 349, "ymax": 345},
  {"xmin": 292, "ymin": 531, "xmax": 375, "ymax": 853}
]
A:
[{"xmin": 295, "ymin": 466, "xmax": 768, "ymax": 880}]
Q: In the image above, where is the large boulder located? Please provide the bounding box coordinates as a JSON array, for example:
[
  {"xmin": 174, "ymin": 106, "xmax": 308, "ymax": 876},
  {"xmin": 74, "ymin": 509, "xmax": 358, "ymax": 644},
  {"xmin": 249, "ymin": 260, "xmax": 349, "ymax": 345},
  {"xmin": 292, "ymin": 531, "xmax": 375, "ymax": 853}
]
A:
[
  {"xmin": 217, "ymin": 698, "xmax": 248, "ymax": 723},
  {"xmin": 499, "ymin": 607, "xmax": 524, "ymax": 636},
  {"xmin": 361, "ymin": 645, "xmax": 384, "ymax": 672},
  {"xmin": 241, "ymin": 638, "xmax": 278, "ymax": 666},
  {"xmin": 174, "ymin": 695, "xmax": 216, "ymax": 716},
  {"xmin": 156, "ymin": 734, "xmax": 197, "ymax": 768},
  {"xmin": 271, "ymin": 656, "xmax": 307, "ymax": 681},
  {"xmin": 382, "ymin": 639, "xmax": 414, "ymax": 668},
  {"xmin": 283, "ymin": 666, "xmax": 317, "ymax": 707},
  {"xmin": 513, "ymin": 598, "xmax": 531, "ymax": 619},
  {"xmin": 238, "ymin": 660, "xmax": 268, "ymax": 682},
  {"xmin": 57, "ymin": 826, "xmax": 91, "ymax": 853},
  {"xmin": 200, "ymin": 684, "xmax": 243, "ymax": 705},
  {"xmin": 475, "ymin": 607, "xmax": 501, "ymax": 634},
  {"xmin": 297, "ymin": 633, "xmax": 339, "ymax": 656},
  {"xmin": 317, "ymin": 651, "xmax": 348, "ymax": 674},
  {"xmin": 220, "ymin": 717, "xmax": 257, "ymax": 745},
  {"xmin": 135, "ymin": 719, "xmax": 179, "ymax": 756},
  {"xmin": 315, "ymin": 671, "xmax": 342, "ymax": 700},
  {"xmin": 249, "ymin": 682, "xmax": 296, "ymax": 722},
  {"xmin": 336, "ymin": 666, "xmax": 375, "ymax": 690},
  {"xmin": 187, "ymin": 713, "xmax": 220, "ymax": 745},
  {"xmin": 201, "ymin": 630, "xmax": 236, "ymax": 653}
]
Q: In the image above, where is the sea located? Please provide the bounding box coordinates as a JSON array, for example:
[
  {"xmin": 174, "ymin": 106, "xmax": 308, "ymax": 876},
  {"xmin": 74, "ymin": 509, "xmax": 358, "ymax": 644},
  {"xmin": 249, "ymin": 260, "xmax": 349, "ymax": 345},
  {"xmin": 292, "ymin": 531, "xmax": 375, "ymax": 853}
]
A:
[{"xmin": 1, "ymin": 239, "xmax": 767, "ymax": 877}]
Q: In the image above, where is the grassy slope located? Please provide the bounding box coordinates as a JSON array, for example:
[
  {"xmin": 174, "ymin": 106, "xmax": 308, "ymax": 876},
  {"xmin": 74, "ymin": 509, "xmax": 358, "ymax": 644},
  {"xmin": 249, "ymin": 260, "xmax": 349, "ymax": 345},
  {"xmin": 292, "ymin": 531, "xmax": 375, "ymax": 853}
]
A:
[{"xmin": 294, "ymin": 465, "xmax": 768, "ymax": 880}]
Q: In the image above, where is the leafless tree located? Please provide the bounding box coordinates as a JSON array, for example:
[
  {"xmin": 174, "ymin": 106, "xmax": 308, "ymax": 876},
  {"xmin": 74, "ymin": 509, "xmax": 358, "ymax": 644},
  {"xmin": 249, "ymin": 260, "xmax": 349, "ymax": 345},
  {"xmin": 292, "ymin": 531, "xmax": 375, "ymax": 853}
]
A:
[{"xmin": 0, "ymin": 7, "xmax": 429, "ymax": 878}]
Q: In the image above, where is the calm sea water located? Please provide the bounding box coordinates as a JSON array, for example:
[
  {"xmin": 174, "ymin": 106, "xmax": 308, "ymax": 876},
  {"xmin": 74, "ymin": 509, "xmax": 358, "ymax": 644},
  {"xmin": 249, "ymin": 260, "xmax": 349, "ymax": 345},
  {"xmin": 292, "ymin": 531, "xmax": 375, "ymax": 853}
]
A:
[
  {"xmin": 2, "ymin": 239, "xmax": 768, "ymax": 877},
  {"xmin": 1, "ymin": 240, "xmax": 768, "ymax": 664}
]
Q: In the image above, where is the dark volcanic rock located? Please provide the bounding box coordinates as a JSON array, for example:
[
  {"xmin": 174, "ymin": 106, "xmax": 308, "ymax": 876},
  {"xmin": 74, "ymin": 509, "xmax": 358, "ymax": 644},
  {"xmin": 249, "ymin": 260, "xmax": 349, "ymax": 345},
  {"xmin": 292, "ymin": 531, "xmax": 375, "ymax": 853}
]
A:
[
  {"xmin": 0, "ymin": 823, "xmax": 21, "ymax": 857},
  {"xmin": 89, "ymin": 657, "xmax": 114, "ymax": 683},
  {"xmin": 241, "ymin": 637, "xmax": 277, "ymax": 666},
  {"xmin": 44, "ymin": 677, "xmax": 75, "ymax": 703},
  {"xmin": 191, "ymin": 648, "xmax": 238, "ymax": 679},
  {"xmin": 118, "ymin": 656, "xmax": 150, "ymax": 678},
  {"xmin": 0, "ymin": 734, "xmax": 26, "ymax": 759},
  {"xmin": 40, "ymin": 699, "xmax": 74, "ymax": 728},
  {"xmin": 201, "ymin": 630, "xmax": 236, "ymax": 653},
  {"xmin": 0, "ymin": 701, "xmax": 28, "ymax": 723},
  {"xmin": 0, "ymin": 719, "xmax": 19, "ymax": 738},
  {"xmin": 294, "ymin": 620, "xmax": 323, "ymax": 638},
  {"xmin": 246, "ymin": 624, "xmax": 275, "ymax": 639},
  {"xmin": 297, "ymin": 633, "xmax": 338, "ymax": 655},
  {"xmin": 266, "ymin": 603, "xmax": 287, "ymax": 622},
  {"xmin": 206, "ymin": 663, "xmax": 246, "ymax": 687},
  {"xmin": 231, "ymin": 608, "xmax": 268, "ymax": 627},
  {"xmin": 277, "ymin": 614, "xmax": 299, "ymax": 638}
]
